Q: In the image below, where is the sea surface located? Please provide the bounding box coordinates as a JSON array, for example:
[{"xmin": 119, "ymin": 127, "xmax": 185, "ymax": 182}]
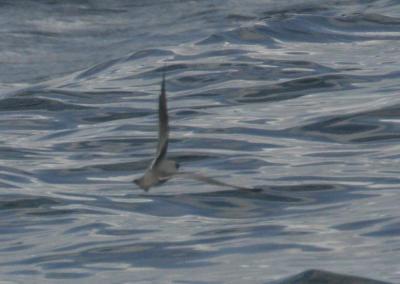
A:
[{"xmin": 0, "ymin": 0, "xmax": 399, "ymax": 283}]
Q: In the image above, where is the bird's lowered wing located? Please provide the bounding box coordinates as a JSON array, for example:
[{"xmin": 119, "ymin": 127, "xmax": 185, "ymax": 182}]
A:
[
  {"xmin": 177, "ymin": 171, "xmax": 250, "ymax": 190},
  {"xmin": 176, "ymin": 171, "xmax": 306, "ymax": 201}
]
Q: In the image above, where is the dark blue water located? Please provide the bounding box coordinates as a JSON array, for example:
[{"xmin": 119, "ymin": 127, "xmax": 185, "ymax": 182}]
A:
[{"xmin": 0, "ymin": 1, "xmax": 399, "ymax": 283}]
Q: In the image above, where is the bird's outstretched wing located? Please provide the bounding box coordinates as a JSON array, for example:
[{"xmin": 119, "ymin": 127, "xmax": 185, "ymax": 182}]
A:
[
  {"xmin": 176, "ymin": 171, "xmax": 306, "ymax": 200},
  {"xmin": 177, "ymin": 171, "xmax": 253, "ymax": 191},
  {"xmin": 151, "ymin": 74, "xmax": 169, "ymax": 168}
]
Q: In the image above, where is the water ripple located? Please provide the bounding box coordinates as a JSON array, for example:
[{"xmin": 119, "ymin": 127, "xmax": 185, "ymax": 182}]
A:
[{"xmin": 0, "ymin": 1, "xmax": 399, "ymax": 283}]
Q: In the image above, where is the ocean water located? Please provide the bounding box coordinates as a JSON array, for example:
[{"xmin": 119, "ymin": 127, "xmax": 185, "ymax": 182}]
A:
[{"xmin": 0, "ymin": 0, "xmax": 399, "ymax": 283}]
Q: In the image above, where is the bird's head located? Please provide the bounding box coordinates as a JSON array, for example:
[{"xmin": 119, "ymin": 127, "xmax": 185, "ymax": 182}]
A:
[{"xmin": 133, "ymin": 177, "xmax": 150, "ymax": 192}]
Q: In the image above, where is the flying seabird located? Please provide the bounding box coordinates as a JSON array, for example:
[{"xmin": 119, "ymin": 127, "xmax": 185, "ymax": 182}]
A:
[
  {"xmin": 134, "ymin": 75, "xmax": 265, "ymax": 193},
  {"xmin": 133, "ymin": 74, "xmax": 179, "ymax": 191}
]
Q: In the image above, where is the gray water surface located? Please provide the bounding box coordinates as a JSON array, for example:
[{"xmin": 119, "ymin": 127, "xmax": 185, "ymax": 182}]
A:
[{"xmin": 0, "ymin": 1, "xmax": 399, "ymax": 283}]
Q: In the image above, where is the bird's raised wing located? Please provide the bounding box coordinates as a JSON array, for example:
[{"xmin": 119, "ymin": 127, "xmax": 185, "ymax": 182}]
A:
[{"xmin": 151, "ymin": 74, "xmax": 169, "ymax": 168}]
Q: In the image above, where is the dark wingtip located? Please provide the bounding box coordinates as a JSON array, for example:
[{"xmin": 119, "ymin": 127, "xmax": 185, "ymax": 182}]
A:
[{"xmin": 161, "ymin": 72, "xmax": 166, "ymax": 94}]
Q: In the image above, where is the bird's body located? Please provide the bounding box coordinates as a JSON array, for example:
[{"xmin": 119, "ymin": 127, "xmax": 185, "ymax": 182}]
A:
[{"xmin": 134, "ymin": 159, "xmax": 179, "ymax": 191}]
